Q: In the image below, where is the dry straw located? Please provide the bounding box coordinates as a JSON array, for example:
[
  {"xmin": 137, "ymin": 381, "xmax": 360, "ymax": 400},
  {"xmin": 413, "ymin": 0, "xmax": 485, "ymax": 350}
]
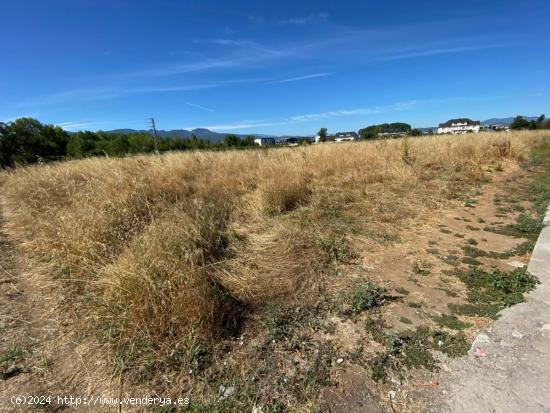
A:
[{"xmin": 1, "ymin": 130, "xmax": 545, "ymax": 372}]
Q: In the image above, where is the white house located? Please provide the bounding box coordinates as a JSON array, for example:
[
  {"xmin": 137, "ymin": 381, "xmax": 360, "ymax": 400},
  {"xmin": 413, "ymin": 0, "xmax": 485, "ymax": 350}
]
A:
[
  {"xmin": 437, "ymin": 118, "xmax": 480, "ymax": 134},
  {"xmin": 334, "ymin": 131, "xmax": 358, "ymax": 142},
  {"xmin": 254, "ymin": 137, "xmax": 276, "ymax": 146}
]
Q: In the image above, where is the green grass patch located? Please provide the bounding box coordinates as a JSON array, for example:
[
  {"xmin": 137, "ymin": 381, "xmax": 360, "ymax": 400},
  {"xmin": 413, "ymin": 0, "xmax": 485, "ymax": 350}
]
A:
[
  {"xmin": 316, "ymin": 235, "xmax": 352, "ymax": 262},
  {"xmin": 462, "ymin": 245, "xmax": 488, "ymax": 258},
  {"xmin": 450, "ymin": 266, "xmax": 539, "ymax": 319},
  {"xmin": 262, "ymin": 305, "xmax": 310, "ymax": 341},
  {"xmin": 367, "ymin": 324, "xmax": 470, "ymax": 382},
  {"xmin": 461, "ymin": 256, "xmax": 481, "ymax": 266},
  {"xmin": 440, "ymin": 254, "xmax": 460, "ymax": 266},
  {"xmin": 432, "ymin": 314, "xmax": 472, "ymax": 330}
]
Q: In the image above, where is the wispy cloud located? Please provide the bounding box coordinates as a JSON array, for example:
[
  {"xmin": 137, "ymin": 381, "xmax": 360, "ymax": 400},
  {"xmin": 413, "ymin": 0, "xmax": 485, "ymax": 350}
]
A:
[
  {"xmin": 210, "ymin": 39, "xmax": 259, "ymax": 47},
  {"xmin": 183, "ymin": 102, "xmax": 215, "ymax": 112},
  {"xmin": 279, "ymin": 12, "xmax": 329, "ymax": 25},
  {"xmin": 373, "ymin": 44, "xmax": 512, "ymax": 61},
  {"xmin": 56, "ymin": 120, "xmax": 96, "ymax": 131},
  {"xmin": 272, "ymin": 72, "xmax": 332, "ymax": 83},
  {"xmin": 248, "ymin": 15, "xmax": 264, "ymax": 23},
  {"xmin": 130, "ymin": 45, "xmax": 297, "ymax": 77},
  {"xmin": 185, "ymin": 100, "xmax": 417, "ymax": 131},
  {"xmin": 16, "ymin": 78, "xmax": 269, "ymax": 107},
  {"xmin": 288, "ymin": 101, "xmax": 417, "ymax": 122},
  {"xmin": 1, "ymin": 113, "xmax": 40, "ymax": 122}
]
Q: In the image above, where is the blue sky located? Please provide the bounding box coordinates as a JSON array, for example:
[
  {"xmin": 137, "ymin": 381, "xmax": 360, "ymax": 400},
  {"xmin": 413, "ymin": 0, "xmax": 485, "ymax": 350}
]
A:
[{"xmin": 1, "ymin": 0, "xmax": 549, "ymax": 135}]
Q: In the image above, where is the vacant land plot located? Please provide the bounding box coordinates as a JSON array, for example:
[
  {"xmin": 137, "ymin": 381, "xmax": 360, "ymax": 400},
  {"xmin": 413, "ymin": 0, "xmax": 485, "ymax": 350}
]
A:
[{"xmin": 1, "ymin": 131, "xmax": 549, "ymax": 412}]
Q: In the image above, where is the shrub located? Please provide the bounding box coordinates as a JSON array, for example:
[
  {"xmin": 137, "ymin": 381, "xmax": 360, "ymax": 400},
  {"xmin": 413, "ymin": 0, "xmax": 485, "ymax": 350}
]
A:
[
  {"xmin": 316, "ymin": 235, "xmax": 351, "ymax": 262},
  {"xmin": 352, "ymin": 281, "xmax": 387, "ymax": 313}
]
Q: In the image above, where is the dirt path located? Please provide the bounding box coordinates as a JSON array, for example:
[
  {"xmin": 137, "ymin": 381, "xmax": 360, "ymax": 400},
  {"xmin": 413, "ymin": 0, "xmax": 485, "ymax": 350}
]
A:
[
  {"xmin": 422, "ymin": 208, "xmax": 550, "ymax": 413},
  {"xmin": 0, "ymin": 200, "xmax": 57, "ymax": 410},
  {"xmin": 0, "ymin": 199, "xmax": 115, "ymax": 412}
]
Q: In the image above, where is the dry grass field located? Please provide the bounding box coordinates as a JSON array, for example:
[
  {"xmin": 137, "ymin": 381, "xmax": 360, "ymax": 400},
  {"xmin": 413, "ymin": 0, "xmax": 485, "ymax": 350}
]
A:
[{"xmin": 1, "ymin": 130, "xmax": 550, "ymax": 412}]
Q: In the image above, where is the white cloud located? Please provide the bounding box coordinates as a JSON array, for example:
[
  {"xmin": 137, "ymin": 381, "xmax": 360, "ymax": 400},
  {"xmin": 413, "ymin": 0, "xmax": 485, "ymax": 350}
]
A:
[
  {"xmin": 184, "ymin": 102, "xmax": 215, "ymax": 112},
  {"xmin": 248, "ymin": 15, "xmax": 264, "ymax": 23},
  {"xmin": 279, "ymin": 13, "xmax": 329, "ymax": 25},
  {"xmin": 272, "ymin": 72, "xmax": 332, "ymax": 83},
  {"xmin": 1, "ymin": 113, "xmax": 40, "ymax": 122},
  {"xmin": 288, "ymin": 101, "xmax": 417, "ymax": 122},
  {"xmin": 185, "ymin": 100, "xmax": 418, "ymax": 131},
  {"xmin": 15, "ymin": 78, "xmax": 270, "ymax": 107},
  {"xmin": 56, "ymin": 120, "xmax": 95, "ymax": 131},
  {"xmin": 373, "ymin": 44, "xmax": 511, "ymax": 61}
]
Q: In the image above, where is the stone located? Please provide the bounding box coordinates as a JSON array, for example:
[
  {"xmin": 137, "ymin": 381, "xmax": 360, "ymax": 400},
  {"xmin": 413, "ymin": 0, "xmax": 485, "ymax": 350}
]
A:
[
  {"xmin": 511, "ymin": 330, "xmax": 524, "ymax": 339},
  {"xmin": 218, "ymin": 385, "xmax": 235, "ymax": 401}
]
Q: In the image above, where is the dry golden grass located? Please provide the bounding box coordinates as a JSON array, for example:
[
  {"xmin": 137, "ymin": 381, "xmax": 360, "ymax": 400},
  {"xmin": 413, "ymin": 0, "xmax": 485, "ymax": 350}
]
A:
[{"xmin": 1, "ymin": 130, "xmax": 546, "ymax": 381}]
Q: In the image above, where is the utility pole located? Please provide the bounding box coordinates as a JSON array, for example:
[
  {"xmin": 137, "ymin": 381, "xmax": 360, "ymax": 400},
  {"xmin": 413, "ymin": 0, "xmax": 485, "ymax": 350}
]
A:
[{"xmin": 148, "ymin": 117, "xmax": 159, "ymax": 154}]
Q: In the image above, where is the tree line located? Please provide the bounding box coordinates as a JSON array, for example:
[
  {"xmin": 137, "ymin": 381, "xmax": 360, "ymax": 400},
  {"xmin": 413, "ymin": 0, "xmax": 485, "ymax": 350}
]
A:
[
  {"xmin": 0, "ymin": 118, "xmax": 256, "ymax": 168},
  {"xmin": 510, "ymin": 115, "xmax": 549, "ymax": 130},
  {"xmin": 358, "ymin": 122, "xmax": 413, "ymax": 139}
]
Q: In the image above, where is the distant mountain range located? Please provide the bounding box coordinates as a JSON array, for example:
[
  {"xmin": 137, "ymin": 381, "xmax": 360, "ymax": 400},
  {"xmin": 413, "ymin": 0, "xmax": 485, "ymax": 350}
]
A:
[
  {"xmin": 480, "ymin": 116, "xmax": 538, "ymax": 126},
  {"xmin": 105, "ymin": 116, "xmax": 541, "ymax": 142},
  {"xmin": 106, "ymin": 128, "xmax": 274, "ymax": 143}
]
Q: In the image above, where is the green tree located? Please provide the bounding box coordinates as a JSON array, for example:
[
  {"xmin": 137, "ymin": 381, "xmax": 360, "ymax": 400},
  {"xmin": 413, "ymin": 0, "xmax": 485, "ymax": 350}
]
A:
[
  {"xmin": 510, "ymin": 116, "xmax": 530, "ymax": 130},
  {"xmin": 0, "ymin": 122, "xmax": 16, "ymax": 167},
  {"xmin": 359, "ymin": 122, "xmax": 411, "ymax": 139},
  {"xmin": 128, "ymin": 133, "xmax": 154, "ymax": 153},
  {"xmin": 224, "ymin": 134, "xmax": 241, "ymax": 147},
  {"xmin": 318, "ymin": 128, "xmax": 328, "ymax": 142},
  {"xmin": 242, "ymin": 135, "xmax": 255, "ymax": 146}
]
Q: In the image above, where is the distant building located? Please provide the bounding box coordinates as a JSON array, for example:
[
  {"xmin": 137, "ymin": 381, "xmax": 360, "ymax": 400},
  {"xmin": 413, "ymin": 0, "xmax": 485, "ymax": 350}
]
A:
[
  {"xmin": 254, "ymin": 137, "xmax": 276, "ymax": 146},
  {"xmin": 480, "ymin": 124, "xmax": 510, "ymax": 132},
  {"xmin": 334, "ymin": 131, "xmax": 358, "ymax": 142},
  {"xmin": 437, "ymin": 118, "xmax": 480, "ymax": 134}
]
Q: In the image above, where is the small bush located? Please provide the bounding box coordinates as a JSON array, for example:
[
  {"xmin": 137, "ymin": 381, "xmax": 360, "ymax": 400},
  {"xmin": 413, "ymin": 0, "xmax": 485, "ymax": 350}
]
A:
[
  {"xmin": 316, "ymin": 235, "xmax": 351, "ymax": 262},
  {"xmin": 352, "ymin": 281, "xmax": 387, "ymax": 313}
]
